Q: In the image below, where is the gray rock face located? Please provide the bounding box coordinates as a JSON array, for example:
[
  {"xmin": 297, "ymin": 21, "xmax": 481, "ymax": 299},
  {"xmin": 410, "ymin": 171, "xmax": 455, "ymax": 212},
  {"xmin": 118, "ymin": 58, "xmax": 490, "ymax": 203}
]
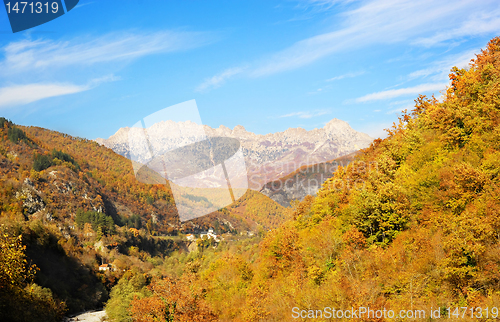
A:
[
  {"xmin": 16, "ymin": 178, "xmax": 45, "ymax": 215},
  {"xmin": 259, "ymin": 157, "xmax": 353, "ymax": 207},
  {"xmin": 261, "ymin": 180, "xmax": 323, "ymax": 207},
  {"xmin": 96, "ymin": 118, "xmax": 373, "ymax": 190}
]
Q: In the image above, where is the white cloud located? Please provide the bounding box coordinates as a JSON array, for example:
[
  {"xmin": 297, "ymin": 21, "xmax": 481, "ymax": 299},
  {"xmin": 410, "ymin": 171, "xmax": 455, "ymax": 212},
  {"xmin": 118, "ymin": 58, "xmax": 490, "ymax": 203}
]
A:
[
  {"xmin": 326, "ymin": 71, "xmax": 364, "ymax": 81},
  {"xmin": 408, "ymin": 49, "xmax": 477, "ymax": 82},
  {"xmin": 295, "ymin": 0, "xmax": 358, "ymax": 12},
  {"xmin": 412, "ymin": 8, "xmax": 500, "ymax": 47},
  {"xmin": 195, "ymin": 67, "xmax": 246, "ymax": 92},
  {"xmin": 203, "ymin": 0, "xmax": 498, "ymax": 85},
  {"xmin": 356, "ymin": 83, "xmax": 447, "ymax": 102},
  {"xmin": 279, "ymin": 109, "xmax": 330, "ymax": 119},
  {"xmin": 307, "ymin": 87, "xmax": 325, "ymax": 94},
  {"xmin": 389, "ymin": 99, "xmax": 413, "ymax": 106},
  {"xmin": 88, "ymin": 74, "xmax": 122, "ymax": 86},
  {"xmin": 386, "ymin": 103, "xmax": 414, "ymax": 114},
  {"xmin": 0, "ymin": 83, "xmax": 89, "ymax": 108},
  {"xmin": 249, "ymin": 0, "xmax": 489, "ymax": 77},
  {"xmin": 0, "ymin": 74, "xmax": 120, "ymax": 108},
  {"xmin": 0, "ymin": 30, "xmax": 214, "ymax": 75}
]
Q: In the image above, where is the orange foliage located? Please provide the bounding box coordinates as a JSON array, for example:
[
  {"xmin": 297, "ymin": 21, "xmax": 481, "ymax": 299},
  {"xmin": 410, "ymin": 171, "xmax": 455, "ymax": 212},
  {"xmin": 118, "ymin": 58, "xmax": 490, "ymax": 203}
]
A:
[{"xmin": 130, "ymin": 275, "xmax": 217, "ymax": 322}]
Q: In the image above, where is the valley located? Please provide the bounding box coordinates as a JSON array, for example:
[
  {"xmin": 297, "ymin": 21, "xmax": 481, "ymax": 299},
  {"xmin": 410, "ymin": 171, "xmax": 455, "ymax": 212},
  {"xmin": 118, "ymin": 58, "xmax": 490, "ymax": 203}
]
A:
[{"xmin": 1, "ymin": 38, "xmax": 500, "ymax": 322}]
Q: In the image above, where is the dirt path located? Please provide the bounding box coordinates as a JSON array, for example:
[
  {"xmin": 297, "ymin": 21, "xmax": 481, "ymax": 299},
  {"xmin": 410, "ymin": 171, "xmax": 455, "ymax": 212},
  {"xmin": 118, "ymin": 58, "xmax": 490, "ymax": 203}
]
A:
[{"xmin": 65, "ymin": 310, "xmax": 107, "ymax": 322}]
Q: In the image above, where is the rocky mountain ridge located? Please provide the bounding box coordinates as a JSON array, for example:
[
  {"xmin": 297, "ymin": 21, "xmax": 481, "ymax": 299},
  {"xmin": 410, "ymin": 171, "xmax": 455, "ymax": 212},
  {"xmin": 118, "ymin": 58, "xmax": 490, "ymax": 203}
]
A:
[{"xmin": 96, "ymin": 118, "xmax": 373, "ymax": 190}]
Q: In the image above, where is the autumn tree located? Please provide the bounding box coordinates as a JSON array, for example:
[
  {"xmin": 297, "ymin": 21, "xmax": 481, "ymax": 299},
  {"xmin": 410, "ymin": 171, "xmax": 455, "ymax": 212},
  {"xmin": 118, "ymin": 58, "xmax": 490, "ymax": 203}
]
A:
[
  {"xmin": 130, "ymin": 274, "xmax": 217, "ymax": 322},
  {"xmin": 0, "ymin": 226, "xmax": 66, "ymax": 322}
]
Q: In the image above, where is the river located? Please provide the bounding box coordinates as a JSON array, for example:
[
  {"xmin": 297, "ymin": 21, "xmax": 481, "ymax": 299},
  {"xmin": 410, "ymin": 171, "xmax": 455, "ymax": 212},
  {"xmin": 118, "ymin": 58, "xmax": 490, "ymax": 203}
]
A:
[{"xmin": 64, "ymin": 310, "xmax": 107, "ymax": 322}]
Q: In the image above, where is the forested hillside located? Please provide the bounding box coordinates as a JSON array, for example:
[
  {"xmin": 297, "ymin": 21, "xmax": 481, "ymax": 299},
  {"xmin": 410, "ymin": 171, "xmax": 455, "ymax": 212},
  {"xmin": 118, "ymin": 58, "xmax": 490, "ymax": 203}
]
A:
[
  {"xmin": 114, "ymin": 37, "xmax": 500, "ymax": 321},
  {"xmin": 0, "ymin": 117, "xmax": 289, "ymax": 321}
]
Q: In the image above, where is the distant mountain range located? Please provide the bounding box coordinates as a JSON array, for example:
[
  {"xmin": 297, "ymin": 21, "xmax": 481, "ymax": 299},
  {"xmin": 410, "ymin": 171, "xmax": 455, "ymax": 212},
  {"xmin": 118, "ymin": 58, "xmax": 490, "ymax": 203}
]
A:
[{"xmin": 96, "ymin": 118, "xmax": 373, "ymax": 196}]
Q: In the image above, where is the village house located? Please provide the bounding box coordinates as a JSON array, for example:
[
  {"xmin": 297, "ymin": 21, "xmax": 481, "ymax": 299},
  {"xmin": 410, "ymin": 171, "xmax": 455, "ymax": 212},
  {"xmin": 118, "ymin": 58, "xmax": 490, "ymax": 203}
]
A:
[
  {"xmin": 200, "ymin": 228, "xmax": 220, "ymax": 242},
  {"xmin": 99, "ymin": 263, "xmax": 112, "ymax": 271}
]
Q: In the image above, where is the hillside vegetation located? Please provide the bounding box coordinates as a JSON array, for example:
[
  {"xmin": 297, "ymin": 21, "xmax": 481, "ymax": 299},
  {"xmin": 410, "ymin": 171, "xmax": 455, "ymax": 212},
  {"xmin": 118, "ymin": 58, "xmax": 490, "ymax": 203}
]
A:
[
  {"xmin": 0, "ymin": 117, "xmax": 288, "ymax": 320},
  {"xmin": 116, "ymin": 37, "xmax": 500, "ymax": 321}
]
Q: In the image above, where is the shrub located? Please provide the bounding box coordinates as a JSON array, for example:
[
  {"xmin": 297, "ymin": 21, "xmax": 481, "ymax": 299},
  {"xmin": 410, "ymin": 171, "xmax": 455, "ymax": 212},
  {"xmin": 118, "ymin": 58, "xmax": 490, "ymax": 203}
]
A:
[
  {"xmin": 33, "ymin": 154, "xmax": 53, "ymax": 172},
  {"xmin": 51, "ymin": 149, "xmax": 75, "ymax": 165}
]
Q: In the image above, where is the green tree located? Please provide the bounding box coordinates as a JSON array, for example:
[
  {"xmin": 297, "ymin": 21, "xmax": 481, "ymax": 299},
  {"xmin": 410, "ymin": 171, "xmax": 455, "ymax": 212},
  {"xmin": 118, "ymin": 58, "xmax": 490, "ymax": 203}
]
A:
[{"xmin": 33, "ymin": 154, "xmax": 53, "ymax": 171}]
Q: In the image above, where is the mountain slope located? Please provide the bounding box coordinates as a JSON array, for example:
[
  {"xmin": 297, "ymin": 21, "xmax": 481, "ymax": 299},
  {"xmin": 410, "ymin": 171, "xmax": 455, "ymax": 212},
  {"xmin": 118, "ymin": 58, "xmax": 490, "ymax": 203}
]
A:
[{"xmin": 260, "ymin": 153, "xmax": 357, "ymax": 206}]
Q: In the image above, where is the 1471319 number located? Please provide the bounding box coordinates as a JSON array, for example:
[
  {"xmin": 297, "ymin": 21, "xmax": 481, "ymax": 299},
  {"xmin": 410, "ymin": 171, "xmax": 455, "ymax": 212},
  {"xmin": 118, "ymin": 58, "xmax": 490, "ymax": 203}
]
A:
[
  {"xmin": 447, "ymin": 307, "xmax": 499, "ymax": 319},
  {"xmin": 5, "ymin": 2, "xmax": 59, "ymax": 14}
]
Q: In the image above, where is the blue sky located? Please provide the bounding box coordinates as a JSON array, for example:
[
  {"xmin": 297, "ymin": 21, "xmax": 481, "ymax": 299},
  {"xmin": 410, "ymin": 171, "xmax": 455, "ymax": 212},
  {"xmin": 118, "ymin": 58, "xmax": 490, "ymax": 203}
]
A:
[{"xmin": 0, "ymin": 0, "xmax": 499, "ymax": 140}]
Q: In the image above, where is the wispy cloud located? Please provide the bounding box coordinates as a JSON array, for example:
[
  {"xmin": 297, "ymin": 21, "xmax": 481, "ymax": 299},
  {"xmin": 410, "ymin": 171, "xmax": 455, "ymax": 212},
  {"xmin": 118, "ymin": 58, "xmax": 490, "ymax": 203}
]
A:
[
  {"xmin": 412, "ymin": 8, "xmax": 500, "ymax": 47},
  {"xmin": 201, "ymin": 0, "xmax": 498, "ymax": 87},
  {"xmin": 278, "ymin": 109, "xmax": 330, "ymax": 119},
  {"xmin": 307, "ymin": 87, "xmax": 326, "ymax": 94},
  {"xmin": 326, "ymin": 71, "xmax": 364, "ymax": 81},
  {"xmin": 87, "ymin": 74, "xmax": 121, "ymax": 86},
  {"xmin": 0, "ymin": 74, "xmax": 120, "ymax": 108},
  {"xmin": 0, "ymin": 83, "xmax": 88, "ymax": 108},
  {"xmin": 408, "ymin": 49, "xmax": 476, "ymax": 81},
  {"xmin": 356, "ymin": 83, "xmax": 447, "ymax": 102},
  {"xmin": 295, "ymin": 0, "xmax": 357, "ymax": 12},
  {"xmin": 195, "ymin": 67, "xmax": 246, "ymax": 92},
  {"xmin": 0, "ymin": 29, "xmax": 208, "ymax": 109},
  {"xmin": 249, "ymin": 0, "xmax": 490, "ymax": 77},
  {"xmin": 0, "ymin": 30, "xmax": 214, "ymax": 75},
  {"xmin": 389, "ymin": 99, "xmax": 413, "ymax": 106},
  {"xmin": 386, "ymin": 101, "xmax": 415, "ymax": 114},
  {"xmin": 305, "ymin": 70, "xmax": 364, "ymax": 94}
]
